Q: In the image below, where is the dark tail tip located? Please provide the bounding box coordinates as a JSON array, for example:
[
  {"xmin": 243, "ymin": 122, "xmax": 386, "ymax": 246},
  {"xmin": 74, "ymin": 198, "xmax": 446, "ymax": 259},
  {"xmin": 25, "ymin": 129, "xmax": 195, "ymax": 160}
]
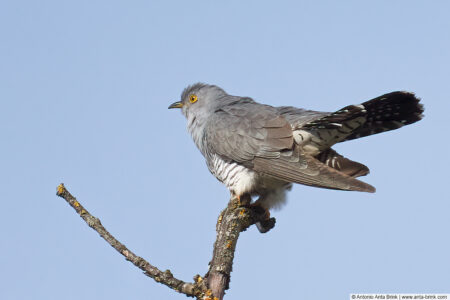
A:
[{"xmin": 344, "ymin": 91, "xmax": 424, "ymax": 141}]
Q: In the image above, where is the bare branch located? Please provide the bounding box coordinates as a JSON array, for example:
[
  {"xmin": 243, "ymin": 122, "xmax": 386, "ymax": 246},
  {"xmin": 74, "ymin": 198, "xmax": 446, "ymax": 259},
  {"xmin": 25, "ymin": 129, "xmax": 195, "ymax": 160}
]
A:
[
  {"xmin": 205, "ymin": 198, "xmax": 275, "ymax": 300},
  {"xmin": 56, "ymin": 183, "xmax": 273, "ymax": 300},
  {"xmin": 56, "ymin": 183, "xmax": 207, "ymax": 299}
]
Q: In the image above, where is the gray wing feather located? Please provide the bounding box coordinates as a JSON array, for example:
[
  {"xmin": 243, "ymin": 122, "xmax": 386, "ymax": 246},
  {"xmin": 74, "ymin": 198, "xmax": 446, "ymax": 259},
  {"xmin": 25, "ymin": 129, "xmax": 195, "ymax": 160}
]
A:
[
  {"xmin": 253, "ymin": 148, "xmax": 375, "ymax": 193},
  {"xmin": 205, "ymin": 102, "xmax": 293, "ymax": 163}
]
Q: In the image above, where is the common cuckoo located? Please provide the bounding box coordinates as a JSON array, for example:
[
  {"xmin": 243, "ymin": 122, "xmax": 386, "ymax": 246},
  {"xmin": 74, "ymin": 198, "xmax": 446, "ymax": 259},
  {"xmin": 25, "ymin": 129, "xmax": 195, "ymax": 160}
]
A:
[{"xmin": 169, "ymin": 83, "xmax": 424, "ymax": 231}]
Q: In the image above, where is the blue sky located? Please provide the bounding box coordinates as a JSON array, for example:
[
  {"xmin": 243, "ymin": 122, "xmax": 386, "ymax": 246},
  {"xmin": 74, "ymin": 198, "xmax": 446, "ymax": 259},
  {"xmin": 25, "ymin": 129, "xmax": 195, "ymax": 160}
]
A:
[{"xmin": 1, "ymin": 1, "xmax": 449, "ymax": 299}]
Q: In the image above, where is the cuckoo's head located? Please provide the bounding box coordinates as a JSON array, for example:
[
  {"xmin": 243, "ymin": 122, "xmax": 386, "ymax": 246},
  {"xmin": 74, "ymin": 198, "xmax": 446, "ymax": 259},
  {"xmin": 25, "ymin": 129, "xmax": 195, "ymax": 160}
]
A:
[{"xmin": 168, "ymin": 83, "xmax": 228, "ymax": 118}]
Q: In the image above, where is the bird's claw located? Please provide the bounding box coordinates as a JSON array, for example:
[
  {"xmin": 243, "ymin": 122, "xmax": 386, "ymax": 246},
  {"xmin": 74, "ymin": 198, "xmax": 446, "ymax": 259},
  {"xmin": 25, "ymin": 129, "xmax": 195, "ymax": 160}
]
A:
[{"xmin": 256, "ymin": 218, "xmax": 276, "ymax": 233}]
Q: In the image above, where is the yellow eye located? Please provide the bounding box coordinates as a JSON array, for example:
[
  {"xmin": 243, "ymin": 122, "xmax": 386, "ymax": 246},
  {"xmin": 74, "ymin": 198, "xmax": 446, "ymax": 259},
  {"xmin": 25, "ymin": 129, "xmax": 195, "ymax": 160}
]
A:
[{"xmin": 189, "ymin": 94, "xmax": 198, "ymax": 103}]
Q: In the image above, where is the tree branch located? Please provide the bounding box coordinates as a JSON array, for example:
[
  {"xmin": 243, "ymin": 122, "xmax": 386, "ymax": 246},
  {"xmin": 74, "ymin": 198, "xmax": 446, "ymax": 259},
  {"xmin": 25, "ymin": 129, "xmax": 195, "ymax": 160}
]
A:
[
  {"xmin": 204, "ymin": 197, "xmax": 275, "ymax": 300},
  {"xmin": 56, "ymin": 183, "xmax": 207, "ymax": 298},
  {"xmin": 56, "ymin": 183, "xmax": 274, "ymax": 300}
]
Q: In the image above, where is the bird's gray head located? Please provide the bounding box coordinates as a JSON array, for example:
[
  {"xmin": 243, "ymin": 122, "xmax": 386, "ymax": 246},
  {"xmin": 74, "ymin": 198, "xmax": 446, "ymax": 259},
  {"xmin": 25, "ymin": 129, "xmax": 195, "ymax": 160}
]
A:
[{"xmin": 168, "ymin": 83, "xmax": 228, "ymax": 119}]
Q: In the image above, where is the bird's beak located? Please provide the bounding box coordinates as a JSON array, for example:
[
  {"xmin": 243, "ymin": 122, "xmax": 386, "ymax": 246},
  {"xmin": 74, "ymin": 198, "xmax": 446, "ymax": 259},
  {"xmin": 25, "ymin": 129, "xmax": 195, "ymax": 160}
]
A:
[{"xmin": 168, "ymin": 101, "xmax": 183, "ymax": 109}]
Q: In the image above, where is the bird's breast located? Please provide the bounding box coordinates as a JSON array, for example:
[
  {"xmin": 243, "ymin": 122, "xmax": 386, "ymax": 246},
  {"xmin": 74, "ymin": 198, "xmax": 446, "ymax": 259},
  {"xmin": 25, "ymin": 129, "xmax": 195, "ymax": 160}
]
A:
[
  {"xmin": 208, "ymin": 154, "xmax": 258, "ymax": 196},
  {"xmin": 187, "ymin": 114, "xmax": 207, "ymax": 154}
]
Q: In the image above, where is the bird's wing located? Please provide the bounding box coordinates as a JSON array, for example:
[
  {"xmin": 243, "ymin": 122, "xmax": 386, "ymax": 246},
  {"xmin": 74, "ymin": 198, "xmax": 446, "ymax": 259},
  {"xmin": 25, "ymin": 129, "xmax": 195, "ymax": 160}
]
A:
[
  {"xmin": 205, "ymin": 102, "xmax": 375, "ymax": 193},
  {"xmin": 253, "ymin": 148, "xmax": 375, "ymax": 192},
  {"xmin": 204, "ymin": 102, "xmax": 293, "ymax": 163}
]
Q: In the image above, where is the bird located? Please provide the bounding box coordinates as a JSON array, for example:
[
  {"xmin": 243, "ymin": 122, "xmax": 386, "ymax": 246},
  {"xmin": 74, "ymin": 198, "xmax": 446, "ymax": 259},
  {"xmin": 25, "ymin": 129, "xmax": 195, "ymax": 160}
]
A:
[{"xmin": 169, "ymin": 83, "xmax": 424, "ymax": 232}]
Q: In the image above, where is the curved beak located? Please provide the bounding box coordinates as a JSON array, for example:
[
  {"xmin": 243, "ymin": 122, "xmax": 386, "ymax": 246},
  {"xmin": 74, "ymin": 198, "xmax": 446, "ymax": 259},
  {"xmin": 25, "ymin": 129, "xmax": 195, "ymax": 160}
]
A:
[{"xmin": 168, "ymin": 101, "xmax": 183, "ymax": 109}]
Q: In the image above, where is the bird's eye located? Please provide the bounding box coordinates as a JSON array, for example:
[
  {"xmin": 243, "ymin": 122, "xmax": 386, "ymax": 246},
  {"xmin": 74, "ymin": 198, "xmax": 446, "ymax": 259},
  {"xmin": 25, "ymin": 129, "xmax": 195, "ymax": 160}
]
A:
[{"xmin": 189, "ymin": 94, "xmax": 198, "ymax": 103}]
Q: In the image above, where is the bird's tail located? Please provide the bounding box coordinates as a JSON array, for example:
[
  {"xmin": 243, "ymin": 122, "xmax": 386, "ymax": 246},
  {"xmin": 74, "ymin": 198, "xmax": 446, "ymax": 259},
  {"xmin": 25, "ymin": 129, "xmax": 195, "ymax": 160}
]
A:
[
  {"xmin": 303, "ymin": 91, "xmax": 424, "ymax": 145},
  {"xmin": 343, "ymin": 91, "xmax": 424, "ymax": 141},
  {"xmin": 316, "ymin": 148, "xmax": 370, "ymax": 178}
]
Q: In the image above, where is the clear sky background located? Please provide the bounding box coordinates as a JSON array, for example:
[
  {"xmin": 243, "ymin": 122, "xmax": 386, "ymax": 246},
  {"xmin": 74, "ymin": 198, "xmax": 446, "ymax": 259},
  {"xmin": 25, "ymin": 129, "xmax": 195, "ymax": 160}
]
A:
[{"xmin": 1, "ymin": 1, "xmax": 449, "ymax": 299}]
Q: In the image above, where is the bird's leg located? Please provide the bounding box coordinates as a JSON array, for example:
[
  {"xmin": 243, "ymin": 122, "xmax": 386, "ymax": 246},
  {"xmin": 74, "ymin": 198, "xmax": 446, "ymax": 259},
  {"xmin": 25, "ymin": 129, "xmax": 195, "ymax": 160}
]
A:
[{"xmin": 234, "ymin": 193, "xmax": 252, "ymax": 207}]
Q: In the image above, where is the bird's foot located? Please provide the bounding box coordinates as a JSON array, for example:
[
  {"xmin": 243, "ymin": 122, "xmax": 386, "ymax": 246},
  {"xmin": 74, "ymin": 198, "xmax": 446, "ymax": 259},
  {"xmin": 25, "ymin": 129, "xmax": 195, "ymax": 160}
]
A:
[
  {"xmin": 232, "ymin": 194, "xmax": 276, "ymax": 233},
  {"xmin": 248, "ymin": 203, "xmax": 275, "ymax": 234},
  {"xmin": 255, "ymin": 218, "xmax": 276, "ymax": 233},
  {"xmin": 248, "ymin": 203, "xmax": 270, "ymax": 219}
]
